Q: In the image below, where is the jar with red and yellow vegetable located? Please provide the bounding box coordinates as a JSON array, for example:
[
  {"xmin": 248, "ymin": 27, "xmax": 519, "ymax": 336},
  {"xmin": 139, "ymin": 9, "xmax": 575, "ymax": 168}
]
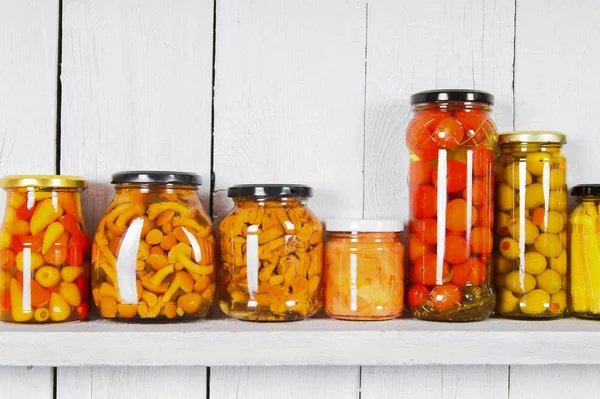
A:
[
  {"xmin": 0, "ymin": 175, "xmax": 90, "ymax": 323},
  {"xmin": 494, "ymin": 132, "xmax": 567, "ymax": 318},
  {"xmin": 324, "ymin": 219, "xmax": 404, "ymax": 320},
  {"xmin": 406, "ymin": 90, "xmax": 497, "ymax": 321},
  {"xmin": 92, "ymin": 172, "xmax": 216, "ymax": 321},
  {"xmin": 219, "ymin": 184, "xmax": 323, "ymax": 321}
]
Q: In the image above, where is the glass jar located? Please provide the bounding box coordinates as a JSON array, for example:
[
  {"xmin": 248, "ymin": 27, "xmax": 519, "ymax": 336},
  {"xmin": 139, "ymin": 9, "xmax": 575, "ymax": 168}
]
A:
[
  {"xmin": 324, "ymin": 219, "xmax": 404, "ymax": 320},
  {"xmin": 569, "ymin": 185, "xmax": 600, "ymax": 319},
  {"xmin": 406, "ymin": 90, "xmax": 497, "ymax": 322},
  {"xmin": 0, "ymin": 175, "xmax": 90, "ymax": 323},
  {"xmin": 494, "ymin": 132, "xmax": 567, "ymax": 319},
  {"xmin": 91, "ymin": 171, "xmax": 216, "ymax": 320},
  {"xmin": 219, "ymin": 184, "xmax": 323, "ymax": 321}
]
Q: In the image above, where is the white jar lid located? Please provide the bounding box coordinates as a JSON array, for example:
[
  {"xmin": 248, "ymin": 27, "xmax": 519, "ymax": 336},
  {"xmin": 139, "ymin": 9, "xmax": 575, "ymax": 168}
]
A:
[{"xmin": 325, "ymin": 219, "xmax": 404, "ymax": 233}]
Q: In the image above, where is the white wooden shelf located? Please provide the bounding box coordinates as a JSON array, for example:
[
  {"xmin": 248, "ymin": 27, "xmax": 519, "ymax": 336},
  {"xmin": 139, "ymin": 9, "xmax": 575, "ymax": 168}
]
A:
[{"xmin": 1, "ymin": 314, "xmax": 600, "ymax": 367}]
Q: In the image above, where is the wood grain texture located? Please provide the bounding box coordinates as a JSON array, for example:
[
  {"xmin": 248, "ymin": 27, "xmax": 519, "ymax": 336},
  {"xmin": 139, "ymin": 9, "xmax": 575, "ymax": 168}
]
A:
[
  {"xmin": 509, "ymin": 365, "xmax": 600, "ymax": 399},
  {"xmin": 363, "ymin": 0, "xmax": 515, "ymax": 218},
  {"xmin": 0, "ymin": 1, "xmax": 59, "ymax": 397},
  {"xmin": 361, "ymin": 366, "xmax": 508, "ymax": 399},
  {"xmin": 212, "ymin": 0, "xmax": 367, "ymax": 220},
  {"xmin": 0, "ymin": 366, "xmax": 53, "ymax": 399},
  {"xmin": 514, "ymin": 0, "xmax": 597, "ymax": 191},
  {"xmin": 56, "ymin": 366, "xmax": 206, "ymax": 399},
  {"xmin": 60, "ymin": 0, "xmax": 215, "ymax": 232},
  {"xmin": 210, "ymin": 366, "xmax": 360, "ymax": 399}
]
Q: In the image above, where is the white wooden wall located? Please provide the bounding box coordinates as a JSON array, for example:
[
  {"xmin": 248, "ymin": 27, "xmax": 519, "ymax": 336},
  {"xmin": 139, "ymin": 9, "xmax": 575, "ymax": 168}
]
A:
[{"xmin": 0, "ymin": 0, "xmax": 597, "ymax": 398}]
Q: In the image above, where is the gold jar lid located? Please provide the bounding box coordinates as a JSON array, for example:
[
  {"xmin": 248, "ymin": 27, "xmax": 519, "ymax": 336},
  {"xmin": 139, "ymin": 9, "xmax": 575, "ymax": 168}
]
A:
[
  {"xmin": 0, "ymin": 175, "xmax": 87, "ymax": 189},
  {"xmin": 498, "ymin": 131, "xmax": 566, "ymax": 145}
]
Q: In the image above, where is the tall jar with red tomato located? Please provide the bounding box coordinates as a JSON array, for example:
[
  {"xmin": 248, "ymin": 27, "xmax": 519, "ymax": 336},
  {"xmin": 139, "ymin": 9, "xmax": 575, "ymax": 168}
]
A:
[
  {"xmin": 406, "ymin": 90, "xmax": 497, "ymax": 321},
  {"xmin": 0, "ymin": 175, "xmax": 90, "ymax": 323}
]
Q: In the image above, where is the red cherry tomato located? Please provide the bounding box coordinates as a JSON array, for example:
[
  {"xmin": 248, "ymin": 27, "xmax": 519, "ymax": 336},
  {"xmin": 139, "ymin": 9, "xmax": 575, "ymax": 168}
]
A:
[
  {"xmin": 75, "ymin": 276, "xmax": 89, "ymax": 300},
  {"xmin": 0, "ymin": 291, "xmax": 11, "ymax": 312},
  {"xmin": 461, "ymin": 178, "xmax": 492, "ymax": 206},
  {"xmin": 476, "ymin": 204, "xmax": 494, "ymax": 228},
  {"xmin": 408, "ymin": 233, "xmax": 435, "ymax": 263},
  {"xmin": 444, "ymin": 235, "xmax": 470, "ymax": 265},
  {"xmin": 432, "ymin": 117, "xmax": 465, "ymax": 148},
  {"xmin": 411, "ymin": 218, "xmax": 438, "ymax": 245},
  {"xmin": 408, "ymin": 284, "xmax": 431, "ymax": 310},
  {"xmin": 450, "ymin": 257, "xmax": 488, "ymax": 286},
  {"xmin": 411, "ymin": 253, "xmax": 449, "ymax": 286},
  {"xmin": 409, "ymin": 161, "xmax": 434, "ymax": 185},
  {"xmin": 470, "ymin": 226, "xmax": 493, "ymax": 254},
  {"xmin": 76, "ymin": 302, "xmax": 89, "ymax": 320},
  {"xmin": 16, "ymin": 203, "xmax": 35, "ymax": 220},
  {"xmin": 432, "ymin": 160, "xmax": 467, "ymax": 193},
  {"xmin": 412, "ymin": 185, "xmax": 438, "ymax": 219},
  {"xmin": 472, "ymin": 149, "xmax": 494, "ymax": 177},
  {"xmin": 430, "ymin": 284, "xmax": 462, "ymax": 311}
]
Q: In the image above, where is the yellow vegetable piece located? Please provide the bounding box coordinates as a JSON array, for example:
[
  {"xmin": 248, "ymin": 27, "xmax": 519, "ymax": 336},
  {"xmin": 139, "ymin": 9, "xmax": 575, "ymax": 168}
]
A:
[
  {"xmin": 168, "ymin": 242, "xmax": 192, "ymax": 263},
  {"xmin": 11, "ymin": 220, "xmax": 30, "ymax": 236},
  {"xmin": 42, "ymin": 222, "xmax": 65, "ymax": 254},
  {"xmin": 0, "ymin": 230, "xmax": 11, "ymax": 249},
  {"xmin": 16, "ymin": 252, "xmax": 45, "ymax": 271},
  {"xmin": 30, "ymin": 199, "xmax": 63, "ymax": 236},
  {"xmin": 570, "ymin": 207, "xmax": 588, "ymax": 312},
  {"xmin": 35, "ymin": 266, "xmax": 61, "ymax": 288},
  {"xmin": 99, "ymin": 282, "xmax": 123, "ymax": 302},
  {"xmin": 33, "ymin": 307, "xmax": 50, "ymax": 322},
  {"xmin": 522, "ymin": 252, "xmax": 547, "ymax": 275},
  {"xmin": 519, "ymin": 289, "xmax": 550, "ymax": 315},
  {"xmin": 59, "ymin": 281, "xmax": 82, "ymax": 307},
  {"xmin": 49, "ymin": 292, "xmax": 71, "ymax": 321},
  {"xmin": 100, "ymin": 296, "xmax": 117, "ymax": 318},
  {"xmin": 177, "ymin": 292, "xmax": 202, "ymax": 314},
  {"xmin": 141, "ymin": 291, "xmax": 158, "ymax": 306},
  {"xmin": 146, "ymin": 253, "xmax": 169, "ymax": 271},
  {"xmin": 155, "ymin": 210, "xmax": 175, "ymax": 226},
  {"xmin": 137, "ymin": 302, "xmax": 149, "ymax": 317},
  {"xmin": 175, "ymin": 271, "xmax": 194, "ymax": 293},
  {"xmin": 60, "ymin": 266, "xmax": 84, "ymax": 283},
  {"xmin": 505, "ymin": 271, "xmax": 535, "ymax": 294},
  {"xmin": 8, "ymin": 192, "xmax": 26, "ymax": 209},
  {"xmin": 178, "ymin": 254, "xmax": 214, "ymax": 275},
  {"xmin": 117, "ymin": 303, "xmax": 138, "ymax": 318},
  {"xmin": 145, "ymin": 229, "xmax": 163, "ymax": 245},
  {"xmin": 163, "ymin": 302, "xmax": 178, "ymax": 318},
  {"xmin": 149, "ymin": 264, "xmax": 174, "ymax": 286},
  {"xmin": 549, "ymin": 168, "xmax": 566, "ymax": 189},
  {"xmin": 147, "ymin": 202, "xmax": 191, "ymax": 220},
  {"xmin": 549, "ymin": 190, "xmax": 567, "ymax": 211},
  {"xmin": 10, "ymin": 278, "xmax": 33, "ymax": 321}
]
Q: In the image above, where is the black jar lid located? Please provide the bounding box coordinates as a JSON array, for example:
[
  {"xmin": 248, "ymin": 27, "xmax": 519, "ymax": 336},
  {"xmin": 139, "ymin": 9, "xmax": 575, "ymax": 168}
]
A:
[
  {"xmin": 111, "ymin": 171, "xmax": 202, "ymax": 186},
  {"xmin": 571, "ymin": 185, "xmax": 600, "ymax": 197},
  {"xmin": 410, "ymin": 89, "xmax": 494, "ymax": 105},
  {"xmin": 227, "ymin": 184, "xmax": 313, "ymax": 198}
]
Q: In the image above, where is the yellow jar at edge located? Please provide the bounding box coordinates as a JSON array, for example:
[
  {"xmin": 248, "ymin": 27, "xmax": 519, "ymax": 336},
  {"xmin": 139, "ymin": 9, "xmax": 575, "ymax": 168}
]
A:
[
  {"xmin": 493, "ymin": 132, "xmax": 567, "ymax": 318},
  {"xmin": 0, "ymin": 175, "xmax": 90, "ymax": 323},
  {"xmin": 219, "ymin": 185, "xmax": 323, "ymax": 321},
  {"xmin": 569, "ymin": 186, "xmax": 600, "ymax": 319},
  {"xmin": 91, "ymin": 172, "xmax": 216, "ymax": 321}
]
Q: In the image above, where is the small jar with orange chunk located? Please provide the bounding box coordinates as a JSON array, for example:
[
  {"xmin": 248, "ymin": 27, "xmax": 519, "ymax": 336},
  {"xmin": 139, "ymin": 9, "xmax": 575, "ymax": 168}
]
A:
[
  {"xmin": 494, "ymin": 132, "xmax": 567, "ymax": 319},
  {"xmin": 324, "ymin": 219, "xmax": 404, "ymax": 321},
  {"xmin": 0, "ymin": 175, "xmax": 90, "ymax": 323},
  {"xmin": 406, "ymin": 90, "xmax": 497, "ymax": 321},
  {"xmin": 219, "ymin": 184, "xmax": 323, "ymax": 321},
  {"xmin": 91, "ymin": 171, "xmax": 216, "ymax": 321}
]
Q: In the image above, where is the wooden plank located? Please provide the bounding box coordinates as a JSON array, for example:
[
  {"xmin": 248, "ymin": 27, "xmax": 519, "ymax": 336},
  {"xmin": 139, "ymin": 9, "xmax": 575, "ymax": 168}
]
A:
[
  {"xmin": 56, "ymin": 367, "xmax": 206, "ymax": 399},
  {"xmin": 1, "ymin": 317, "xmax": 600, "ymax": 366},
  {"xmin": 509, "ymin": 365, "xmax": 600, "ymax": 399},
  {"xmin": 0, "ymin": 366, "xmax": 53, "ymax": 399},
  {"xmin": 361, "ymin": 366, "xmax": 508, "ymax": 399},
  {"xmin": 212, "ymin": 0, "xmax": 367, "ymax": 220},
  {"xmin": 210, "ymin": 366, "xmax": 360, "ymax": 399},
  {"xmin": 363, "ymin": 0, "xmax": 514, "ymax": 219},
  {"xmin": 59, "ymin": 1, "xmax": 214, "ymax": 397},
  {"xmin": 514, "ymin": 0, "xmax": 597, "ymax": 188},
  {"xmin": 60, "ymin": 0, "xmax": 215, "ymax": 230},
  {"xmin": 0, "ymin": 1, "xmax": 59, "ymax": 398}
]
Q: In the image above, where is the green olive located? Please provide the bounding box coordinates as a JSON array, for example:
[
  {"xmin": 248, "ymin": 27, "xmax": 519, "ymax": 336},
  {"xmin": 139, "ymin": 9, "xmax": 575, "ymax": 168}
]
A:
[
  {"xmin": 495, "ymin": 255, "xmax": 515, "ymax": 274},
  {"xmin": 536, "ymin": 269, "xmax": 562, "ymax": 294},
  {"xmin": 520, "ymin": 289, "xmax": 550, "ymax": 315},
  {"xmin": 539, "ymin": 210, "xmax": 565, "ymax": 234},
  {"xmin": 497, "ymin": 288, "xmax": 520, "ymax": 313},
  {"xmin": 499, "ymin": 237, "xmax": 520, "ymax": 259},
  {"xmin": 549, "ymin": 250, "xmax": 567, "ymax": 275},
  {"xmin": 548, "ymin": 190, "xmax": 567, "ymax": 211},
  {"xmin": 514, "ymin": 206, "xmax": 531, "ymax": 219},
  {"xmin": 533, "ymin": 233, "xmax": 562, "ymax": 258},
  {"xmin": 549, "ymin": 168, "xmax": 566, "ymax": 190},
  {"xmin": 505, "ymin": 271, "xmax": 536, "ymax": 294},
  {"xmin": 496, "ymin": 183, "xmax": 516, "ymax": 211},
  {"xmin": 526, "ymin": 152, "xmax": 551, "ymax": 176},
  {"xmin": 495, "ymin": 211, "xmax": 511, "ymax": 236},
  {"xmin": 522, "ymin": 252, "xmax": 547, "ymax": 275},
  {"xmin": 507, "ymin": 218, "xmax": 539, "ymax": 244},
  {"xmin": 505, "ymin": 163, "xmax": 532, "ymax": 189},
  {"xmin": 550, "ymin": 290, "xmax": 567, "ymax": 314},
  {"xmin": 524, "ymin": 183, "xmax": 545, "ymax": 209}
]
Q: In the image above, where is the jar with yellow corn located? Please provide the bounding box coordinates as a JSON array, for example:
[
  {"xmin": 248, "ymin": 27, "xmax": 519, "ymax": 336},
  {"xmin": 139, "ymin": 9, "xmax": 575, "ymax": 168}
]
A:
[
  {"xmin": 0, "ymin": 175, "xmax": 90, "ymax": 323},
  {"xmin": 219, "ymin": 184, "xmax": 323, "ymax": 321},
  {"xmin": 91, "ymin": 172, "xmax": 216, "ymax": 320},
  {"xmin": 493, "ymin": 132, "xmax": 568, "ymax": 318}
]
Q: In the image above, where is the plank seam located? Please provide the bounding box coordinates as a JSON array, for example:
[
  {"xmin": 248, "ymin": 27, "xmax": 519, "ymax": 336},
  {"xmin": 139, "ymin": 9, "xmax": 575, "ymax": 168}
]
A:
[
  {"xmin": 512, "ymin": 0, "xmax": 517, "ymax": 130},
  {"xmin": 361, "ymin": 1, "xmax": 369, "ymax": 218},
  {"xmin": 55, "ymin": 0, "xmax": 63, "ymax": 175},
  {"xmin": 208, "ymin": 0, "xmax": 218, "ymax": 218}
]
